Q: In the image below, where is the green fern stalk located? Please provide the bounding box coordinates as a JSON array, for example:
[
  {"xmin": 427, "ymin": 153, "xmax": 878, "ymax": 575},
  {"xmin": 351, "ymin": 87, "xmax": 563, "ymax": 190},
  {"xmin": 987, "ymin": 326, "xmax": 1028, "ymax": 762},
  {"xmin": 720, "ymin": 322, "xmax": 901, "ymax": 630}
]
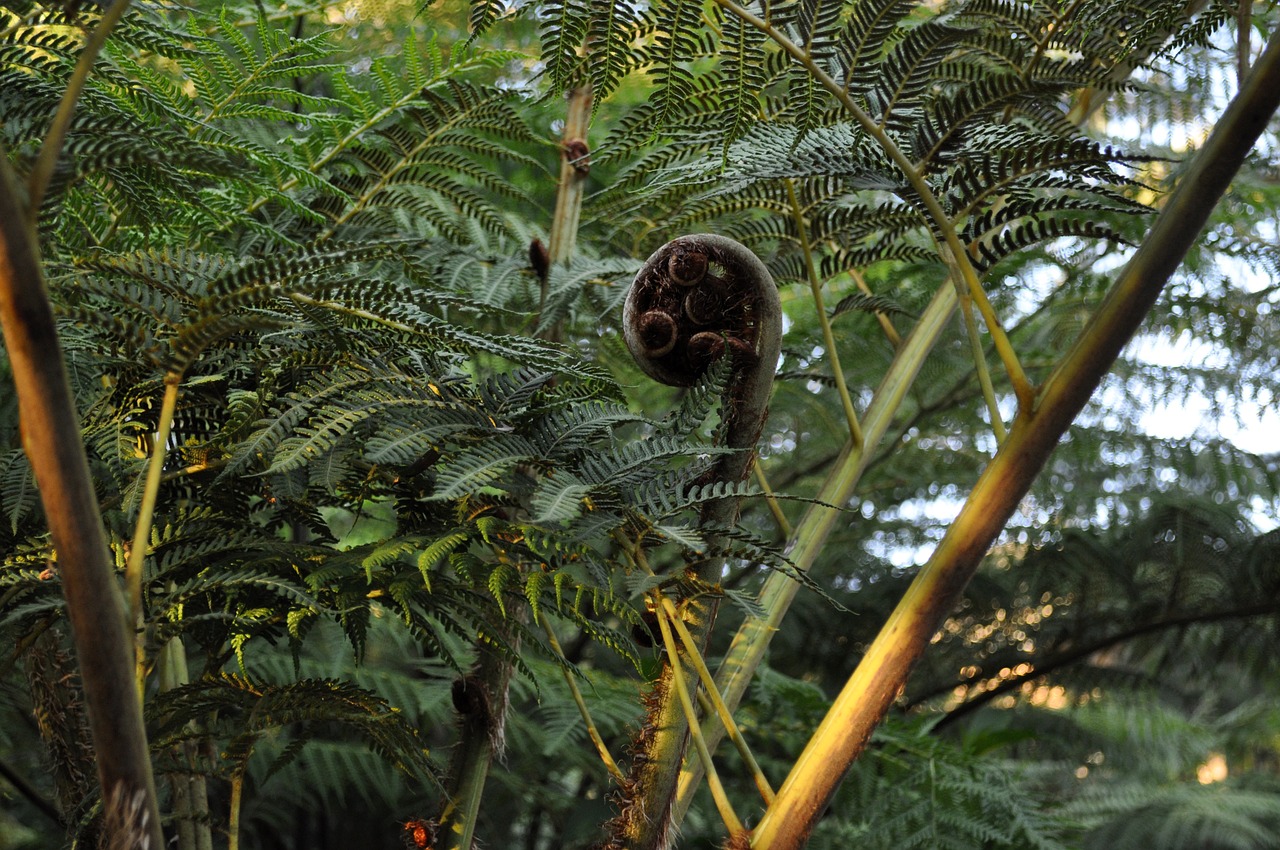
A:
[
  {"xmin": 541, "ymin": 613, "xmax": 625, "ymax": 783},
  {"xmin": 752, "ymin": 462, "xmax": 793, "ymax": 537},
  {"xmin": 157, "ymin": 635, "xmax": 212, "ymax": 850},
  {"xmin": 956, "ymin": 289, "xmax": 1008, "ymax": 443},
  {"xmin": 785, "ymin": 179, "xmax": 864, "ymax": 447},
  {"xmin": 749, "ymin": 25, "xmax": 1280, "ymax": 850},
  {"xmin": 126, "ymin": 373, "xmax": 181, "ymax": 690},
  {"xmin": 658, "ymin": 594, "xmax": 773, "ymax": 805}
]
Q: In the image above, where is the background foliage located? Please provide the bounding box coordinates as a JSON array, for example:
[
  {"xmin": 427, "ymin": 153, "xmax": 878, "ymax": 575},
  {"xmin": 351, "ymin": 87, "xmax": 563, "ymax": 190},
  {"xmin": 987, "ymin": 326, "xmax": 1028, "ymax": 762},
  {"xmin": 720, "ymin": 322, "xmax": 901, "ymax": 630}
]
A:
[{"xmin": 1, "ymin": 0, "xmax": 1278, "ymax": 847}]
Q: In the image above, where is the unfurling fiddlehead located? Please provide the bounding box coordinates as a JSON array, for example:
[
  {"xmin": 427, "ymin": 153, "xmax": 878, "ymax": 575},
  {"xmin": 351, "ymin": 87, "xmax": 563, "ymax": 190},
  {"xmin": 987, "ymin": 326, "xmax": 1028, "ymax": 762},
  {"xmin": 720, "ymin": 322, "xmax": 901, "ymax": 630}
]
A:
[
  {"xmin": 607, "ymin": 235, "xmax": 780, "ymax": 850},
  {"xmin": 624, "ymin": 234, "xmax": 780, "ymax": 488}
]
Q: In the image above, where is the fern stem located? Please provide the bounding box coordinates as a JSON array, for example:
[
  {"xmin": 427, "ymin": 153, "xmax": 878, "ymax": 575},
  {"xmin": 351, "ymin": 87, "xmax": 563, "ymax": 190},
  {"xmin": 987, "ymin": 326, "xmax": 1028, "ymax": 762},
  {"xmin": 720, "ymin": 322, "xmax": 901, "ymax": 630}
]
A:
[
  {"xmin": 157, "ymin": 634, "xmax": 213, "ymax": 850},
  {"xmin": 954, "ymin": 266, "xmax": 1031, "ymax": 411},
  {"xmin": 750, "ymin": 27, "xmax": 1280, "ymax": 849},
  {"xmin": 539, "ymin": 612, "xmax": 625, "ymax": 783},
  {"xmin": 228, "ymin": 769, "xmax": 243, "ymax": 850},
  {"xmin": 658, "ymin": 595, "xmax": 774, "ymax": 805},
  {"xmin": 671, "ymin": 282, "xmax": 960, "ymax": 825},
  {"xmin": 753, "ymin": 461, "xmax": 792, "ymax": 538},
  {"xmin": 541, "ymin": 83, "xmax": 593, "ymax": 332},
  {"xmin": 27, "ymin": 0, "xmax": 134, "ymax": 217},
  {"xmin": 956, "ymin": 289, "xmax": 1007, "ymax": 444},
  {"xmin": 125, "ymin": 372, "xmax": 182, "ymax": 692},
  {"xmin": 547, "ymin": 85, "xmax": 592, "ymax": 269},
  {"xmin": 652, "ymin": 595, "xmax": 745, "ymax": 836},
  {"xmin": 714, "ymin": 0, "xmax": 1035, "ymax": 410},
  {"xmin": 439, "ymin": 602, "xmax": 525, "ymax": 850},
  {"xmin": 785, "ymin": 180, "xmax": 863, "ymax": 448},
  {"xmin": 614, "ymin": 235, "xmax": 780, "ymax": 850},
  {"xmin": 0, "ymin": 148, "xmax": 164, "ymax": 850}
]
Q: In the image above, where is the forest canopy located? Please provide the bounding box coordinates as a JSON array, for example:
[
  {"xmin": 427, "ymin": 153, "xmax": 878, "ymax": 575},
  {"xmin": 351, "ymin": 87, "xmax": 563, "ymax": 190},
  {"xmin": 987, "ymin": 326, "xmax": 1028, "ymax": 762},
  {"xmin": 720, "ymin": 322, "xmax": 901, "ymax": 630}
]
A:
[{"xmin": 1, "ymin": 0, "xmax": 1278, "ymax": 848}]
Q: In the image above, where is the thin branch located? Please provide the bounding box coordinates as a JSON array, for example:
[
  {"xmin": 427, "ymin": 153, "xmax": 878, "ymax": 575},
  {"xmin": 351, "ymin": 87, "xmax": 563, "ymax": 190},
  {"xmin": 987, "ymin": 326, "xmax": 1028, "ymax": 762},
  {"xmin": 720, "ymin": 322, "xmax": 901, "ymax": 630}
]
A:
[
  {"xmin": 27, "ymin": 0, "xmax": 134, "ymax": 216},
  {"xmin": 126, "ymin": 373, "xmax": 182, "ymax": 690},
  {"xmin": 540, "ymin": 613, "xmax": 625, "ymax": 784},
  {"xmin": 786, "ymin": 180, "xmax": 864, "ymax": 447}
]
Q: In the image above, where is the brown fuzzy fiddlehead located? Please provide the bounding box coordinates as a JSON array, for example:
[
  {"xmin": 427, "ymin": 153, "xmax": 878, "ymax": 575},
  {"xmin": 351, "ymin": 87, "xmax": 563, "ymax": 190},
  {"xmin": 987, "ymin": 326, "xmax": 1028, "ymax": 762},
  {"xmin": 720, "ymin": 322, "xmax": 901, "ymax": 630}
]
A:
[
  {"xmin": 606, "ymin": 236, "xmax": 781, "ymax": 850},
  {"xmin": 624, "ymin": 234, "xmax": 781, "ymax": 484}
]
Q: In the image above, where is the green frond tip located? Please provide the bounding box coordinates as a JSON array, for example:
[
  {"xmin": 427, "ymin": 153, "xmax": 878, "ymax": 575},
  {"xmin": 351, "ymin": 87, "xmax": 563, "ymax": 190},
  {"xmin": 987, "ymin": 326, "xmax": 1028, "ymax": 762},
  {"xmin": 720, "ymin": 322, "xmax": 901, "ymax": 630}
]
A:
[{"xmin": 418, "ymin": 532, "xmax": 470, "ymax": 585}]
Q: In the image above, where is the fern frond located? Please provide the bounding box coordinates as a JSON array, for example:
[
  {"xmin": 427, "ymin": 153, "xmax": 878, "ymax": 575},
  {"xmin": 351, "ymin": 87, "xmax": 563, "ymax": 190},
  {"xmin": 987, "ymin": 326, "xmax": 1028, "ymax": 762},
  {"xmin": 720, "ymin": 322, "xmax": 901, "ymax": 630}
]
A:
[
  {"xmin": 832, "ymin": 0, "xmax": 916, "ymax": 90},
  {"xmin": 645, "ymin": 0, "xmax": 704, "ymax": 132}
]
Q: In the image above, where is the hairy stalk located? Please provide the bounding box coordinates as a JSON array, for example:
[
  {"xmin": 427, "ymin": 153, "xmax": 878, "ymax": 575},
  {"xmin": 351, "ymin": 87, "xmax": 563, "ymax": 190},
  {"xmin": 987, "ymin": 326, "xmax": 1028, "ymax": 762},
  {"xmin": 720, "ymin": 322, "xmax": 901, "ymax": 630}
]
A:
[
  {"xmin": 714, "ymin": 0, "xmax": 1034, "ymax": 409},
  {"xmin": 439, "ymin": 608, "xmax": 524, "ymax": 850},
  {"xmin": 658, "ymin": 595, "xmax": 773, "ymax": 804},
  {"xmin": 609, "ymin": 235, "xmax": 780, "ymax": 850},
  {"xmin": 750, "ymin": 27, "xmax": 1280, "ymax": 850},
  {"xmin": 540, "ymin": 83, "xmax": 592, "ymax": 337},
  {"xmin": 27, "ymin": 0, "xmax": 133, "ymax": 216},
  {"xmin": 228, "ymin": 770, "xmax": 243, "ymax": 850},
  {"xmin": 785, "ymin": 179, "xmax": 863, "ymax": 447},
  {"xmin": 0, "ymin": 151, "xmax": 164, "ymax": 850},
  {"xmin": 652, "ymin": 596, "xmax": 745, "ymax": 836},
  {"xmin": 126, "ymin": 373, "xmax": 182, "ymax": 689},
  {"xmin": 547, "ymin": 85, "xmax": 592, "ymax": 269},
  {"xmin": 540, "ymin": 613, "xmax": 625, "ymax": 783}
]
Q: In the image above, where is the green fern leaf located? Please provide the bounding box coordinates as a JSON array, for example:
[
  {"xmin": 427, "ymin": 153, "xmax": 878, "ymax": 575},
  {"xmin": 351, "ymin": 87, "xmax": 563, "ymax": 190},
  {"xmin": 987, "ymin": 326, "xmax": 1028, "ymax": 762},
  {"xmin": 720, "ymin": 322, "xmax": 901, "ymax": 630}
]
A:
[{"xmin": 531, "ymin": 472, "xmax": 592, "ymax": 525}]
